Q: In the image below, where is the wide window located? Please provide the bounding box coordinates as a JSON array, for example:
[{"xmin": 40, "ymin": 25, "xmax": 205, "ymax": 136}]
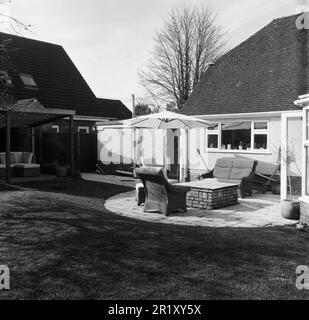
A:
[
  {"xmin": 205, "ymin": 121, "xmax": 269, "ymax": 151},
  {"xmin": 222, "ymin": 122, "xmax": 251, "ymax": 150}
]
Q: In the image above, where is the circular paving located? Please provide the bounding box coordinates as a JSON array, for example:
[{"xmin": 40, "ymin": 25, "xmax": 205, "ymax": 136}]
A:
[{"xmin": 104, "ymin": 190, "xmax": 296, "ymax": 228}]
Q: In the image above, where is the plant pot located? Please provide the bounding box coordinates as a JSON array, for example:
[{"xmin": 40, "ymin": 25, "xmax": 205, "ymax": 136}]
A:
[
  {"xmin": 56, "ymin": 166, "xmax": 68, "ymax": 177},
  {"xmin": 281, "ymin": 199, "xmax": 300, "ymax": 220}
]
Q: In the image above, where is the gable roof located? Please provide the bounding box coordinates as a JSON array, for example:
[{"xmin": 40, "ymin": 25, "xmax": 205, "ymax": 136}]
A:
[
  {"xmin": 97, "ymin": 98, "xmax": 132, "ymax": 120},
  {"xmin": 182, "ymin": 13, "xmax": 308, "ymax": 116},
  {"xmin": 0, "ymin": 32, "xmax": 108, "ymax": 118}
]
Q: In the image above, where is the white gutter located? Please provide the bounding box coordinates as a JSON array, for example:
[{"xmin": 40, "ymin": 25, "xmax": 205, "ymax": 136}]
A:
[{"xmin": 193, "ymin": 110, "xmax": 301, "ymax": 120}]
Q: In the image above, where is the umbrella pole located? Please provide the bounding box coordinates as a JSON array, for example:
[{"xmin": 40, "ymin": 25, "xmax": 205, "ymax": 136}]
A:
[{"xmin": 163, "ymin": 130, "xmax": 166, "ymax": 169}]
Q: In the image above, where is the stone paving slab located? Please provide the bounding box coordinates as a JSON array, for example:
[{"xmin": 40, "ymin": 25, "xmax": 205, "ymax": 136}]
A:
[{"xmin": 104, "ymin": 190, "xmax": 297, "ymax": 228}]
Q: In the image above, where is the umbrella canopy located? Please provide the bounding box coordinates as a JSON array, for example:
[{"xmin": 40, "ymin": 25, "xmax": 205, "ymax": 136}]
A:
[{"xmin": 130, "ymin": 111, "xmax": 213, "ymax": 129}]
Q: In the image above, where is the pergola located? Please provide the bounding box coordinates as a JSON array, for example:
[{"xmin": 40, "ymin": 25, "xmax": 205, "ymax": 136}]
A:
[{"xmin": 0, "ymin": 99, "xmax": 76, "ymax": 184}]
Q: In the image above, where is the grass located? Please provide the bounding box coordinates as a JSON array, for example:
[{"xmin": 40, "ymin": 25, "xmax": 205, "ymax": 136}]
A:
[{"xmin": 0, "ymin": 178, "xmax": 308, "ymax": 300}]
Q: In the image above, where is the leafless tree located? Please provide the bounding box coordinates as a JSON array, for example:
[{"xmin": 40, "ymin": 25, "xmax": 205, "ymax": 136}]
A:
[
  {"xmin": 0, "ymin": 0, "xmax": 32, "ymax": 110},
  {"xmin": 140, "ymin": 6, "xmax": 226, "ymax": 110}
]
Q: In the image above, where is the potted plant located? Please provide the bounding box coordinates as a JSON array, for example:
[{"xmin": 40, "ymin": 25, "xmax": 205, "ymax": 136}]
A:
[{"xmin": 280, "ymin": 144, "xmax": 300, "ymax": 220}]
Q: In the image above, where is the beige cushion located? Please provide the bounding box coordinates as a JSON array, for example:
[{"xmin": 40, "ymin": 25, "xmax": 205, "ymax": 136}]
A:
[
  {"xmin": 0, "ymin": 153, "xmax": 6, "ymax": 164},
  {"xmin": 0, "ymin": 164, "xmax": 16, "ymax": 169},
  {"xmin": 213, "ymin": 158, "xmax": 234, "ymax": 179},
  {"xmin": 22, "ymin": 152, "xmax": 34, "ymax": 164},
  {"xmin": 0, "ymin": 153, "xmax": 20, "ymax": 163},
  {"xmin": 13, "ymin": 152, "xmax": 23, "ymax": 163},
  {"xmin": 14, "ymin": 163, "xmax": 40, "ymax": 169},
  {"xmin": 230, "ymin": 167, "xmax": 252, "ymax": 180},
  {"xmin": 233, "ymin": 159, "xmax": 255, "ymax": 169},
  {"xmin": 230, "ymin": 159, "xmax": 254, "ymax": 180}
]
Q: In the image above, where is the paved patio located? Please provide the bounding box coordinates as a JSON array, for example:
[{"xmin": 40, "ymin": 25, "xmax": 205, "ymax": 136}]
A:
[{"xmin": 83, "ymin": 173, "xmax": 297, "ymax": 228}]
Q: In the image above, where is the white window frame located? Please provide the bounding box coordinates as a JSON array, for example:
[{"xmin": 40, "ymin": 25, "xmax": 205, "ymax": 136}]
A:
[
  {"xmin": 51, "ymin": 125, "xmax": 59, "ymax": 133},
  {"xmin": 252, "ymin": 121, "xmax": 269, "ymax": 151},
  {"xmin": 78, "ymin": 126, "xmax": 89, "ymax": 134},
  {"xmin": 205, "ymin": 123, "xmax": 220, "ymax": 151},
  {"xmin": 205, "ymin": 120, "xmax": 269, "ymax": 153}
]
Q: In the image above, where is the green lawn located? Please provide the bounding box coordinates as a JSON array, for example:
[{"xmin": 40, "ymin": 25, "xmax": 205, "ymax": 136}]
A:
[{"xmin": 0, "ymin": 178, "xmax": 308, "ymax": 300}]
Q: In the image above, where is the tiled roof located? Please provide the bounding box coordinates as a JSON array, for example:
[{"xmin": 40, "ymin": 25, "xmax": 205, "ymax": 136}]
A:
[
  {"xmin": 97, "ymin": 98, "xmax": 132, "ymax": 120},
  {"xmin": 14, "ymin": 98, "xmax": 44, "ymax": 109},
  {"xmin": 0, "ymin": 32, "xmax": 116, "ymax": 118},
  {"xmin": 182, "ymin": 14, "xmax": 307, "ymax": 116}
]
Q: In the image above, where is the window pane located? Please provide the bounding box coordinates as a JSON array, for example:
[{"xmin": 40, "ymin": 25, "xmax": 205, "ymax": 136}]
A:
[
  {"xmin": 254, "ymin": 134, "xmax": 267, "ymax": 149},
  {"xmin": 254, "ymin": 122, "xmax": 268, "ymax": 130},
  {"xmin": 221, "ymin": 122, "xmax": 251, "ymax": 150},
  {"xmin": 207, "ymin": 134, "xmax": 218, "ymax": 149},
  {"xmin": 20, "ymin": 74, "xmax": 37, "ymax": 87}
]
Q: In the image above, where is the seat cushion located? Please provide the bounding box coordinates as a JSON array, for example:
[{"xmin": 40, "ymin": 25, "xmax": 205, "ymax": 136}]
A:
[
  {"xmin": 0, "ymin": 164, "xmax": 16, "ymax": 169},
  {"xmin": 14, "ymin": 163, "xmax": 40, "ymax": 169},
  {"xmin": 13, "ymin": 152, "xmax": 23, "ymax": 163},
  {"xmin": 22, "ymin": 152, "xmax": 34, "ymax": 164},
  {"xmin": 0, "ymin": 153, "xmax": 6, "ymax": 164},
  {"xmin": 213, "ymin": 158, "xmax": 234, "ymax": 179},
  {"xmin": 230, "ymin": 159, "xmax": 254, "ymax": 180}
]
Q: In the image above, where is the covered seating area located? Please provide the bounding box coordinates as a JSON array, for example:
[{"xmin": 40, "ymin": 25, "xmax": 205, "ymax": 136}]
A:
[{"xmin": 0, "ymin": 99, "xmax": 75, "ymax": 184}]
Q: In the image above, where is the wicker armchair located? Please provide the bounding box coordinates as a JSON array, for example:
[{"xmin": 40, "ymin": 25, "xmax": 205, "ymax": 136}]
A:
[{"xmin": 134, "ymin": 167, "xmax": 191, "ymax": 216}]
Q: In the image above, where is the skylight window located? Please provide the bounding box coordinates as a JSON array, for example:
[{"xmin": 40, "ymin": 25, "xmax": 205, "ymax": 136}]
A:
[{"xmin": 19, "ymin": 74, "xmax": 38, "ymax": 88}]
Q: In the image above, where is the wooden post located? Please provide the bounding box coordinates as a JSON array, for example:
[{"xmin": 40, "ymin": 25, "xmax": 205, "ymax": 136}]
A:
[
  {"xmin": 5, "ymin": 112, "xmax": 11, "ymax": 184},
  {"xmin": 120, "ymin": 129, "xmax": 124, "ymax": 167},
  {"xmin": 31, "ymin": 127, "xmax": 35, "ymax": 154},
  {"xmin": 132, "ymin": 94, "xmax": 136, "ymax": 170},
  {"xmin": 69, "ymin": 115, "xmax": 74, "ymax": 177},
  {"xmin": 76, "ymin": 132, "xmax": 81, "ymax": 171},
  {"xmin": 37, "ymin": 127, "xmax": 42, "ymax": 163}
]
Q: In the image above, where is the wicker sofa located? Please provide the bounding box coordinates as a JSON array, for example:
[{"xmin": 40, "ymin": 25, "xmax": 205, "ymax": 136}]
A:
[
  {"xmin": 0, "ymin": 152, "xmax": 40, "ymax": 177},
  {"xmin": 134, "ymin": 167, "xmax": 191, "ymax": 216},
  {"xmin": 201, "ymin": 158, "xmax": 257, "ymax": 198}
]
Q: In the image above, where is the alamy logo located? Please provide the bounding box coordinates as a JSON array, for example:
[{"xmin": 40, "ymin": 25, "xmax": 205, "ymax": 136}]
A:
[
  {"xmin": 0, "ymin": 265, "xmax": 10, "ymax": 290},
  {"xmin": 296, "ymin": 12, "xmax": 309, "ymax": 29},
  {"xmin": 296, "ymin": 265, "xmax": 309, "ymax": 290}
]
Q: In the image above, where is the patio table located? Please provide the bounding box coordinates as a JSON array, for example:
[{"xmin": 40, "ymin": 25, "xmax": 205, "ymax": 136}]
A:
[{"xmin": 177, "ymin": 179, "xmax": 239, "ymax": 210}]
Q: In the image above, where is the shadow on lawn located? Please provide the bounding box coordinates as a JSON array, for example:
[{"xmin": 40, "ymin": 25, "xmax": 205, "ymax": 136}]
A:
[
  {"xmin": 0, "ymin": 190, "xmax": 308, "ymax": 300},
  {"xmin": 0, "ymin": 178, "xmax": 308, "ymax": 300},
  {"xmin": 15, "ymin": 177, "xmax": 134, "ymax": 200}
]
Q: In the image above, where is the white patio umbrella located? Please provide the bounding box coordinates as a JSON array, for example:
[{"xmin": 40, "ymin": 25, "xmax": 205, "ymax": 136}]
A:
[
  {"xmin": 130, "ymin": 111, "xmax": 214, "ymax": 181},
  {"xmin": 130, "ymin": 111, "xmax": 213, "ymax": 129}
]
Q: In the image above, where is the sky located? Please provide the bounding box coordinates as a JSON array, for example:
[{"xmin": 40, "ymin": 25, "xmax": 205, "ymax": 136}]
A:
[{"xmin": 0, "ymin": 0, "xmax": 305, "ymax": 109}]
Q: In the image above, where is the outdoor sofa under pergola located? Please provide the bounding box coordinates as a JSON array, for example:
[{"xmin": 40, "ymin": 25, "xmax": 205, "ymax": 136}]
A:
[{"xmin": 0, "ymin": 99, "xmax": 75, "ymax": 184}]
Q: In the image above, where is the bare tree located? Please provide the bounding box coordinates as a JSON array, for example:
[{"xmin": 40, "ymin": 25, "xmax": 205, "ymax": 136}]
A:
[
  {"xmin": 140, "ymin": 6, "xmax": 226, "ymax": 110},
  {"xmin": 0, "ymin": 0, "xmax": 32, "ymax": 110}
]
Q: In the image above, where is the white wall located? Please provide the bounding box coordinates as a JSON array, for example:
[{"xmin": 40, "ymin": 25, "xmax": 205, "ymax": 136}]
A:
[
  {"xmin": 97, "ymin": 126, "xmax": 166, "ymax": 166},
  {"xmin": 96, "ymin": 114, "xmax": 302, "ymax": 179}
]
